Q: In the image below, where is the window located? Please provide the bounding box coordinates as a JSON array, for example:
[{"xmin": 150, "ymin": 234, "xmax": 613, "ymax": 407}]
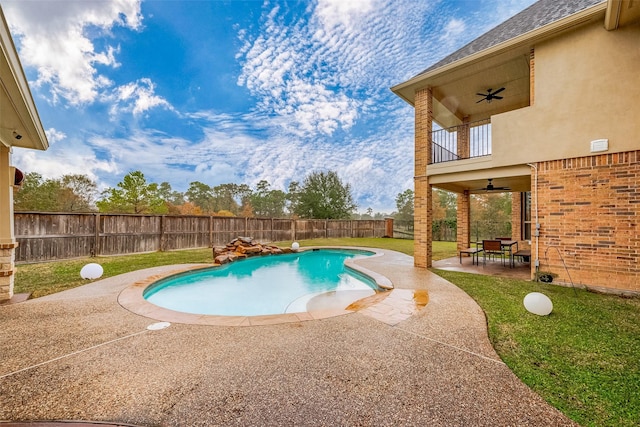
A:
[{"xmin": 521, "ymin": 192, "xmax": 531, "ymax": 240}]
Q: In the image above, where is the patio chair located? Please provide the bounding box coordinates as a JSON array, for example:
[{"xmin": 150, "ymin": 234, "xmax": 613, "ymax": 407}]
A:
[{"xmin": 482, "ymin": 240, "xmax": 505, "ymax": 266}]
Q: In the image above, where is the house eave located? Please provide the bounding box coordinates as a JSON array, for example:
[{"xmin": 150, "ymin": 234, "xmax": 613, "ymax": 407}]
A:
[
  {"xmin": 390, "ymin": 1, "xmax": 608, "ymax": 106},
  {"xmin": 0, "ymin": 6, "xmax": 48, "ymax": 151}
]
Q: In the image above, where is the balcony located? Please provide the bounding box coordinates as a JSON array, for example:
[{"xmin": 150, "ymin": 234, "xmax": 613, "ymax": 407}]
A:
[{"xmin": 430, "ymin": 119, "xmax": 491, "ymax": 164}]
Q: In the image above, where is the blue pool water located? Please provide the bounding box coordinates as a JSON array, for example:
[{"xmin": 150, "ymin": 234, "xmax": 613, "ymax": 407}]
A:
[{"xmin": 144, "ymin": 249, "xmax": 379, "ymax": 316}]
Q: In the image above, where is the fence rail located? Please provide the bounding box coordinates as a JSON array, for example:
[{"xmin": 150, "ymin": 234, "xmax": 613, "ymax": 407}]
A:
[{"xmin": 14, "ymin": 212, "xmax": 390, "ymax": 263}]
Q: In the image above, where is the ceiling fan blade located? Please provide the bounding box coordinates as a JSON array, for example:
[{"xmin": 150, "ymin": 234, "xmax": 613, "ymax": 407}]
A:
[
  {"xmin": 476, "ymin": 92, "xmax": 487, "ymax": 96},
  {"xmin": 476, "ymin": 98, "xmax": 486, "ymax": 103},
  {"xmin": 493, "ymin": 95, "xmax": 503, "ymax": 100},
  {"xmin": 492, "ymin": 87, "xmax": 505, "ymax": 95}
]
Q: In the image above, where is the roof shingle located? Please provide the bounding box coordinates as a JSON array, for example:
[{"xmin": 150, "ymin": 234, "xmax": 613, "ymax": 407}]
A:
[{"xmin": 416, "ymin": 0, "xmax": 605, "ymax": 76}]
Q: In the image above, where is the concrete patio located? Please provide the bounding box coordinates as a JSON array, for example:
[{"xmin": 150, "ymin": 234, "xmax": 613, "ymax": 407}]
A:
[
  {"xmin": 0, "ymin": 249, "xmax": 574, "ymax": 426},
  {"xmin": 433, "ymin": 253, "xmax": 532, "ymax": 280}
]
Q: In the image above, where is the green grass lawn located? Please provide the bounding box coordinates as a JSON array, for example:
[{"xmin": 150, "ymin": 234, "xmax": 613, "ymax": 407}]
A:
[
  {"xmin": 13, "ymin": 237, "xmax": 640, "ymax": 426},
  {"xmin": 432, "ymin": 269, "xmax": 640, "ymax": 427},
  {"xmin": 15, "ymin": 248, "xmax": 215, "ymax": 298}
]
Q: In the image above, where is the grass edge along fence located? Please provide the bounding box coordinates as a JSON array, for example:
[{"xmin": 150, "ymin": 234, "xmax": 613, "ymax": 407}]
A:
[{"xmin": 14, "ymin": 212, "xmax": 391, "ymax": 264}]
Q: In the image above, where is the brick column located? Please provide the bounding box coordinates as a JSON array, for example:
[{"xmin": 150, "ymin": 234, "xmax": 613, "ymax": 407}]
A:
[
  {"xmin": 511, "ymin": 192, "xmax": 522, "ymax": 241},
  {"xmin": 414, "ymin": 87, "xmax": 433, "ymax": 268},
  {"xmin": 0, "ymin": 145, "xmax": 16, "ymax": 302},
  {"xmin": 529, "ymin": 48, "xmax": 535, "ymax": 105},
  {"xmin": 457, "ymin": 117, "xmax": 470, "ymax": 159},
  {"xmin": 457, "ymin": 190, "xmax": 471, "ymax": 251}
]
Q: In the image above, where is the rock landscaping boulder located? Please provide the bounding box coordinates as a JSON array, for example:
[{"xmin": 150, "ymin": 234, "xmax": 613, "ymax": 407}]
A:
[{"xmin": 212, "ymin": 237, "xmax": 293, "ymax": 265}]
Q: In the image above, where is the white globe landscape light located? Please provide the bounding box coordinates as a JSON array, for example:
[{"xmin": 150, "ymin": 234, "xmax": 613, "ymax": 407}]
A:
[
  {"xmin": 80, "ymin": 263, "xmax": 104, "ymax": 280},
  {"xmin": 292, "ymin": 242, "xmax": 300, "ymax": 250},
  {"xmin": 523, "ymin": 292, "xmax": 553, "ymax": 316}
]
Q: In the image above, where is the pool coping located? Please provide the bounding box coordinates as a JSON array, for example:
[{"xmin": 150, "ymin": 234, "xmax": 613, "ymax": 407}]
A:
[{"xmin": 117, "ymin": 246, "xmax": 394, "ymax": 326}]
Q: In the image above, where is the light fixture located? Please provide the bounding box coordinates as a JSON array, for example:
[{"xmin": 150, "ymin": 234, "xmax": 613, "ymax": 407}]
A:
[{"xmin": 12, "ymin": 131, "xmax": 22, "ymax": 140}]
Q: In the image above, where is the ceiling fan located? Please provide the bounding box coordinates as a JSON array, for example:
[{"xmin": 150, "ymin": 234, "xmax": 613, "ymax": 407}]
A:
[
  {"xmin": 474, "ymin": 178, "xmax": 511, "ymax": 192},
  {"xmin": 476, "ymin": 87, "xmax": 505, "ymax": 103}
]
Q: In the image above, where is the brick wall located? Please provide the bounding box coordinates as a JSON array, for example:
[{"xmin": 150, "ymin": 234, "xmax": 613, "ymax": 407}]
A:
[{"xmin": 537, "ymin": 151, "xmax": 640, "ymax": 292}]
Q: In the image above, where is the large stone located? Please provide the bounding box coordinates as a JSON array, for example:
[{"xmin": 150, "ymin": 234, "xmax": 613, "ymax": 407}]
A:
[
  {"xmin": 213, "ymin": 237, "xmax": 287, "ymax": 265},
  {"xmin": 215, "ymin": 254, "xmax": 232, "ymax": 264}
]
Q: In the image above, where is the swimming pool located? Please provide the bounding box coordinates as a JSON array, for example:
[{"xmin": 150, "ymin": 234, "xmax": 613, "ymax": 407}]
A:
[{"xmin": 143, "ymin": 249, "xmax": 382, "ymax": 316}]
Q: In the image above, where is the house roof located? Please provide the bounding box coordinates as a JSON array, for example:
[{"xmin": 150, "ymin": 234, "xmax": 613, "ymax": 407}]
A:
[
  {"xmin": 417, "ymin": 0, "xmax": 605, "ymax": 77},
  {"xmin": 0, "ymin": 6, "xmax": 48, "ymax": 151},
  {"xmin": 390, "ymin": 0, "xmax": 612, "ymax": 127}
]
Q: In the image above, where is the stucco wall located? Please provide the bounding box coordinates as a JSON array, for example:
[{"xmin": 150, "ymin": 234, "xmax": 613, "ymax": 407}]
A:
[{"xmin": 492, "ymin": 21, "xmax": 640, "ymax": 167}]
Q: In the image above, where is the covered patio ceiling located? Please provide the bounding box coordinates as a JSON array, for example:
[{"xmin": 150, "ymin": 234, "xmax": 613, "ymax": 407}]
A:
[
  {"xmin": 393, "ymin": 43, "xmax": 532, "ymax": 129},
  {"xmin": 430, "ymin": 171, "xmax": 532, "ymax": 195},
  {"xmin": 428, "ymin": 48, "xmax": 531, "ymax": 128}
]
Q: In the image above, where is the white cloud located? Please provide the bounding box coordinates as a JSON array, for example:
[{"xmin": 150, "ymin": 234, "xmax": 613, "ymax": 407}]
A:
[
  {"xmin": 315, "ymin": 0, "xmax": 376, "ymax": 31},
  {"xmin": 440, "ymin": 18, "xmax": 466, "ymax": 43},
  {"xmin": 12, "ymin": 141, "xmax": 118, "ymax": 183},
  {"xmin": 3, "ymin": 0, "xmax": 143, "ymax": 105},
  {"xmin": 44, "ymin": 128, "xmax": 66, "ymax": 145},
  {"xmin": 107, "ymin": 78, "xmax": 175, "ymax": 117}
]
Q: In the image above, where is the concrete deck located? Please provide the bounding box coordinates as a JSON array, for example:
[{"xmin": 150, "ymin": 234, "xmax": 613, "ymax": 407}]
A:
[{"xmin": 0, "ymin": 249, "xmax": 575, "ymax": 426}]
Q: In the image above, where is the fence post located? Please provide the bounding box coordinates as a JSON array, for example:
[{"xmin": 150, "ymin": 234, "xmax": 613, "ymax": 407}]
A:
[
  {"xmin": 94, "ymin": 213, "xmax": 101, "ymax": 256},
  {"xmin": 292, "ymin": 219, "xmax": 297, "ymax": 242},
  {"xmin": 209, "ymin": 215, "xmax": 213, "ymax": 247},
  {"xmin": 159, "ymin": 215, "xmax": 165, "ymax": 252},
  {"xmin": 325, "ymin": 219, "xmax": 328, "ymax": 239},
  {"xmin": 384, "ymin": 218, "xmax": 394, "ymax": 238}
]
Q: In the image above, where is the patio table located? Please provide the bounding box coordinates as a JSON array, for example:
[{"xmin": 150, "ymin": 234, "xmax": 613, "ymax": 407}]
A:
[{"xmin": 474, "ymin": 240, "xmax": 519, "ymax": 267}]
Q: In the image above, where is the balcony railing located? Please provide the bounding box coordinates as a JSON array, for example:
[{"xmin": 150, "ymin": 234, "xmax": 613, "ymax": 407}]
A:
[{"xmin": 430, "ymin": 119, "xmax": 492, "ymax": 164}]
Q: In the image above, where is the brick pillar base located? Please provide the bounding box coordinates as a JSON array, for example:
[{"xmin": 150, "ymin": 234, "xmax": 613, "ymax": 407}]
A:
[
  {"xmin": 0, "ymin": 242, "xmax": 17, "ymax": 302},
  {"xmin": 457, "ymin": 190, "xmax": 471, "ymax": 251}
]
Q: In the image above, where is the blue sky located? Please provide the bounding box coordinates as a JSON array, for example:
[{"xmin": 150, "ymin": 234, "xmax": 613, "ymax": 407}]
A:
[{"xmin": 3, "ymin": 0, "xmax": 535, "ymax": 213}]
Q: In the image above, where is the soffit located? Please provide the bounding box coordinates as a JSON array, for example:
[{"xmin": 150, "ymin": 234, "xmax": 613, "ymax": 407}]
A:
[
  {"xmin": 429, "ymin": 168, "xmax": 532, "ymax": 194},
  {"xmin": 0, "ymin": 7, "xmax": 48, "ymax": 150},
  {"xmin": 430, "ymin": 48, "xmax": 531, "ymax": 127}
]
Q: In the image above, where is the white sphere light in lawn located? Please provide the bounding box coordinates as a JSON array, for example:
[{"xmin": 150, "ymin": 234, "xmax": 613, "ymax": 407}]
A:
[
  {"xmin": 523, "ymin": 292, "xmax": 553, "ymax": 316},
  {"xmin": 291, "ymin": 242, "xmax": 300, "ymax": 250},
  {"xmin": 80, "ymin": 263, "xmax": 104, "ymax": 280}
]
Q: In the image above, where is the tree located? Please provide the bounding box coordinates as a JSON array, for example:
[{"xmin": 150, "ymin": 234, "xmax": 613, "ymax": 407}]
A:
[
  {"xmin": 293, "ymin": 171, "xmax": 357, "ymax": 219},
  {"xmin": 185, "ymin": 181, "xmax": 215, "ymax": 213},
  {"xmin": 212, "ymin": 183, "xmax": 240, "ymax": 214},
  {"xmin": 96, "ymin": 171, "xmax": 166, "ymax": 214},
  {"xmin": 286, "ymin": 181, "xmax": 301, "ymax": 217},
  {"xmin": 395, "ymin": 189, "xmax": 414, "ymax": 222},
  {"xmin": 432, "ymin": 189, "xmax": 457, "ymax": 241},
  {"xmin": 251, "ymin": 180, "xmax": 286, "ymax": 217},
  {"xmin": 59, "ymin": 174, "xmax": 97, "ymax": 211},
  {"xmin": 157, "ymin": 182, "xmax": 184, "ymax": 205},
  {"xmin": 471, "ymin": 192, "xmax": 512, "ymax": 240},
  {"xmin": 14, "ymin": 172, "xmax": 97, "ymax": 212}
]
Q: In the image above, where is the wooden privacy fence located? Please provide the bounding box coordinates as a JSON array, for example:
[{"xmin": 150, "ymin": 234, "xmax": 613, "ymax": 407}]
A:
[{"xmin": 14, "ymin": 212, "xmax": 391, "ymax": 263}]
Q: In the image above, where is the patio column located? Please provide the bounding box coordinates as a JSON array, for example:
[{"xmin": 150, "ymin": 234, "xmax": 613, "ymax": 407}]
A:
[
  {"xmin": 457, "ymin": 190, "xmax": 471, "ymax": 251},
  {"xmin": 0, "ymin": 145, "xmax": 16, "ymax": 302},
  {"xmin": 414, "ymin": 87, "xmax": 433, "ymax": 268},
  {"xmin": 511, "ymin": 192, "xmax": 522, "ymax": 241},
  {"xmin": 457, "ymin": 117, "xmax": 470, "ymax": 159}
]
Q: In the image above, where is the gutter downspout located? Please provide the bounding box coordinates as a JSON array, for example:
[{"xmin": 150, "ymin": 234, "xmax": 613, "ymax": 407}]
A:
[{"xmin": 527, "ymin": 163, "xmax": 540, "ymax": 275}]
